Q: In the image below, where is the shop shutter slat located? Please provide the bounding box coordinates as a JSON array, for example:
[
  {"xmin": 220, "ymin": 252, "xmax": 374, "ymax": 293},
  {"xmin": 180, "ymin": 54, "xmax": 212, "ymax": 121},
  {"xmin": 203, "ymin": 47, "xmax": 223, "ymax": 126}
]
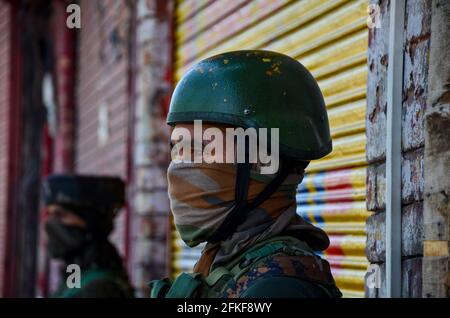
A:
[
  {"xmin": 176, "ymin": 0, "xmax": 251, "ymax": 44},
  {"xmin": 177, "ymin": 0, "xmax": 216, "ymax": 24}
]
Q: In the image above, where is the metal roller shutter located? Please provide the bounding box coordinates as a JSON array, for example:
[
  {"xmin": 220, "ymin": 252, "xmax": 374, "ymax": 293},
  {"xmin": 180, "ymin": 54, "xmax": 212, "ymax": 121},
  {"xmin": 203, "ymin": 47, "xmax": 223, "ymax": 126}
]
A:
[{"xmin": 172, "ymin": 0, "xmax": 370, "ymax": 298}]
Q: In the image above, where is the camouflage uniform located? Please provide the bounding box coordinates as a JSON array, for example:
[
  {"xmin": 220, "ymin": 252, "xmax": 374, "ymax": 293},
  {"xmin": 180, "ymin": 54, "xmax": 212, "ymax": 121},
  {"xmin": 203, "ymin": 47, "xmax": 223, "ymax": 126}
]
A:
[{"xmin": 150, "ymin": 236, "xmax": 341, "ymax": 298}]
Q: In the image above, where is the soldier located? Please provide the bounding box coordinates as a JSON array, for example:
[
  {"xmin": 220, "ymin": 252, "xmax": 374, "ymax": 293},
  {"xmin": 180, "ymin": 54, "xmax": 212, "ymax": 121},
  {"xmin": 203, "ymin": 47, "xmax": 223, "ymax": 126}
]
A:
[
  {"xmin": 150, "ymin": 50, "xmax": 342, "ymax": 298},
  {"xmin": 43, "ymin": 175, "xmax": 134, "ymax": 298}
]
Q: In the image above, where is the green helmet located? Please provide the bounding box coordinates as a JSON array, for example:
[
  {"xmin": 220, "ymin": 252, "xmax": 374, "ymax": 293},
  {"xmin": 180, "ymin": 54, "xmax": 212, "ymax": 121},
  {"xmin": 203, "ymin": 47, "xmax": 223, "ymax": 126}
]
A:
[{"xmin": 167, "ymin": 50, "xmax": 332, "ymax": 161}]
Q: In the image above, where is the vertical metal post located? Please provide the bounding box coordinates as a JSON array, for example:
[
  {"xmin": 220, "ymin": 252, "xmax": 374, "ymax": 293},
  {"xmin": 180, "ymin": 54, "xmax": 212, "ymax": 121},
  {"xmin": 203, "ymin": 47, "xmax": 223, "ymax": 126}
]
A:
[{"xmin": 386, "ymin": 0, "xmax": 405, "ymax": 298}]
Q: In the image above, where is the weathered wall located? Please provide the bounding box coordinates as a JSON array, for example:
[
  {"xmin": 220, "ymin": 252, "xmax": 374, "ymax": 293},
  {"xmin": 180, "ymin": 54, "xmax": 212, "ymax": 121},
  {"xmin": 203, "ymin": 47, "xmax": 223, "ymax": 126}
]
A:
[
  {"xmin": 129, "ymin": 0, "xmax": 173, "ymax": 297},
  {"xmin": 422, "ymin": 0, "xmax": 450, "ymax": 298},
  {"xmin": 72, "ymin": 0, "xmax": 173, "ymax": 297},
  {"xmin": 75, "ymin": 0, "xmax": 133, "ymax": 255},
  {"xmin": 365, "ymin": 0, "xmax": 430, "ymax": 297}
]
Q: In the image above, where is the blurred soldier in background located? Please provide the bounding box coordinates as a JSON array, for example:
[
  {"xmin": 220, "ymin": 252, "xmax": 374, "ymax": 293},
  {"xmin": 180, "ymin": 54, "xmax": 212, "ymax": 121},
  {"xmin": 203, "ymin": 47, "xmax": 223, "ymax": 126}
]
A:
[
  {"xmin": 150, "ymin": 50, "xmax": 342, "ymax": 298},
  {"xmin": 42, "ymin": 175, "xmax": 133, "ymax": 298}
]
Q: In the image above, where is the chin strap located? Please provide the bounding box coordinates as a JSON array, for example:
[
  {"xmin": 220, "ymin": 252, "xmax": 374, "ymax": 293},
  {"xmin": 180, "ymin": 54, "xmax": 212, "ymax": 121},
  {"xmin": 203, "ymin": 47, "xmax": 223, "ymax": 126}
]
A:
[
  {"xmin": 209, "ymin": 145, "xmax": 302, "ymax": 243},
  {"xmin": 208, "ymin": 160, "xmax": 251, "ymax": 243}
]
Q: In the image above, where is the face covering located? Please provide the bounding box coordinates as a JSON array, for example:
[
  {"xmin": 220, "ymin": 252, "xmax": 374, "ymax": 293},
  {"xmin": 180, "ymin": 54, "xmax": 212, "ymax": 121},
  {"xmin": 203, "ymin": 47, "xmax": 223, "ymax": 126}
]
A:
[
  {"xmin": 168, "ymin": 161, "xmax": 331, "ymax": 275},
  {"xmin": 45, "ymin": 218, "xmax": 92, "ymax": 260},
  {"xmin": 168, "ymin": 161, "xmax": 302, "ymax": 246}
]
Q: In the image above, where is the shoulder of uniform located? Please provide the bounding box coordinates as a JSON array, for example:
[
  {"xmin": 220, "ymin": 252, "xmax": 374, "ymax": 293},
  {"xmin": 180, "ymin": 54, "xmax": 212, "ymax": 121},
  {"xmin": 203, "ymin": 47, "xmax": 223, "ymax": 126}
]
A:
[{"xmin": 223, "ymin": 253, "xmax": 337, "ymax": 298}]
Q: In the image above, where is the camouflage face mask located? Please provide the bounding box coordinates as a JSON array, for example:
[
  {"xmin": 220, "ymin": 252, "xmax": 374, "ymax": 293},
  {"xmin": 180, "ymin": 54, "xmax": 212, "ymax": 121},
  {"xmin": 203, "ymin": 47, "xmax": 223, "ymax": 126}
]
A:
[{"xmin": 167, "ymin": 161, "xmax": 300, "ymax": 247}]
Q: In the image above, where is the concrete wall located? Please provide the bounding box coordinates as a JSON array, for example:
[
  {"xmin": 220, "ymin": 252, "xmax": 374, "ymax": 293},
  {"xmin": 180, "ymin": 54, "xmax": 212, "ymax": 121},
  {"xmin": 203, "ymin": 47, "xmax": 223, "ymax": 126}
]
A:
[
  {"xmin": 422, "ymin": 0, "xmax": 450, "ymax": 298},
  {"xmin": 365, "ymin": 0, "xmax": 431, "ymax": 297},
  {"xmin": 129, "ymin": 0, "xmax": 173, "ymax": 297}
]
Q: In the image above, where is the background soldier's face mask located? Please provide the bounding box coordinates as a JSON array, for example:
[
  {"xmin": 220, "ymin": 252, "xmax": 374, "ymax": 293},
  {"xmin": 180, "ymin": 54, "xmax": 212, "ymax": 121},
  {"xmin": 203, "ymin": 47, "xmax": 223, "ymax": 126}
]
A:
[
  {"xmin": 45, "ymin": 218, "xmax": 92, "ymax": 260},
  {"xmin": 167, "ymin": 161, "xmax": 301, "ymax": 247}
]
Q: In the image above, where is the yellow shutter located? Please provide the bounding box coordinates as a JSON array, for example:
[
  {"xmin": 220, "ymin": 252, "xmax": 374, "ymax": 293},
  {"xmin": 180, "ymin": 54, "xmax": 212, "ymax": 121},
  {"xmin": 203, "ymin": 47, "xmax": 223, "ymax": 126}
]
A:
[{"xmin": 172, "ymin": 0, "xmax": 370, "ymax": 298}]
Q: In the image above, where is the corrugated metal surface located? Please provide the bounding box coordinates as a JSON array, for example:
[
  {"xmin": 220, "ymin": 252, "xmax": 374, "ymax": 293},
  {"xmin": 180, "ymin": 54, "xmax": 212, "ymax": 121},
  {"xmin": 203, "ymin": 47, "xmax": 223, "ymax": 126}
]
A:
[
  {"xmin": 172, "ymin": 0, "xmax": 370, "ymax": 297},
  {"xmin": 76, "ymin": 0, "xmax": 131, "ymax": 255}
]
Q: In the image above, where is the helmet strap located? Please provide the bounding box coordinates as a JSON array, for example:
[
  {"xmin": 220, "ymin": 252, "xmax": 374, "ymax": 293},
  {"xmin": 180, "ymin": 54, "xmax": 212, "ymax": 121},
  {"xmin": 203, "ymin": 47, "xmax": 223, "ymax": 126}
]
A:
[{"xmin": 209, "ymin": 142, "xmax": 295, "ymax": 243}]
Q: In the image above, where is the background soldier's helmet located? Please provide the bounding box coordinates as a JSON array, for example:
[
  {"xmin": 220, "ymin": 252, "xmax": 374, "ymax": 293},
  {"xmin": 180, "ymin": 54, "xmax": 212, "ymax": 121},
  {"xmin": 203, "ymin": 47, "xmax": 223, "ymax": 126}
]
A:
[
  {"xmin": 43, "ymin": 175, "xmax": 125, "ymax": 235},
  {"xmin": 167, "ymin": 50, "xmax": 332, "ymax": 161}
]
